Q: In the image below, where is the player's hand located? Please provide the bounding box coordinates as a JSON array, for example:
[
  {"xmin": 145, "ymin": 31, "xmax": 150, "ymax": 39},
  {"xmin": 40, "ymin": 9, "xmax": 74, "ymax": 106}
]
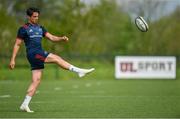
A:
[
  {"xmin": 62, "ymin": 36, "xmax": 69, "ymax": 42},
  {"xmin": 9, "ymin": 60, "xmax": 15, "ymax": 70}
]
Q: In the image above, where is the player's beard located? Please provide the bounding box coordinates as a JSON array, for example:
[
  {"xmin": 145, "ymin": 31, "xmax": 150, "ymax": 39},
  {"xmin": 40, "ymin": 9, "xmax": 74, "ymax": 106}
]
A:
[
  {"xmin": 30, "ymin": 19, "xmax": 38, "ymax": 24},
  {"xmin": 33, "ymin": 19, "xmax": 38, "ymax": 24}
]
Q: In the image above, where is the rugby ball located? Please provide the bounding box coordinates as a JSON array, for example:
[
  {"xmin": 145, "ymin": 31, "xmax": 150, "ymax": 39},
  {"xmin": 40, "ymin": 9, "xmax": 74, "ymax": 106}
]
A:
[{"xmin": 135, "ymin": 16, "xmax": 149, "ymax": 32}]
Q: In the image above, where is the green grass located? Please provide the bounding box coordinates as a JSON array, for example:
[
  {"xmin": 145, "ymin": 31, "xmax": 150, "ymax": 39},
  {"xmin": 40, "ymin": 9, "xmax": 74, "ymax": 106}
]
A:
[
  {"xmin": 0, "ymin": 79, "xmax": 180, "ymax": 118},
  {"xmin": 0, "ymin": 60, "xmax": 114, "ymax": 80},
  {"xmin": 0, "ymin": 61, "xmax": 180, "ymax": 118}
]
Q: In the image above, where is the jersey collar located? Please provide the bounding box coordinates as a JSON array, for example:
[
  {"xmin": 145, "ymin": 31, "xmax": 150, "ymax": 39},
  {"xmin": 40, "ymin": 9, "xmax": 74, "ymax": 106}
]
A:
[{"xmin": 26, "ymin": 22, "xmax": 39, "ymax": 26}]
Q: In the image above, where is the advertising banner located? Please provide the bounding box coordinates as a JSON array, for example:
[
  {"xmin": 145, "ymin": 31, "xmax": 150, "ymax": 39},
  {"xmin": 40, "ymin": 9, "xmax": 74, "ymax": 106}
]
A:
[{"xmin": 115, "ymin": 56, "xmax": 176, "ymax": 79}]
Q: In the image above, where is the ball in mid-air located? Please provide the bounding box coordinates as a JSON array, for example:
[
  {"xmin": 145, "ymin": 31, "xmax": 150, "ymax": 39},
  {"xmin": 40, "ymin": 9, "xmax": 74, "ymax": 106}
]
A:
[{"xmin": 135, "ymin": 16, "xmax": 149, "ymax": 32}]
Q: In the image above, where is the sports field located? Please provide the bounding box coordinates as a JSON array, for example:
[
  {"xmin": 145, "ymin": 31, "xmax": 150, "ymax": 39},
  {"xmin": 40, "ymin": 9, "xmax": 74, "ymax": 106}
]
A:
[{"xmin": 0, "ymin": 63, "xmax": 180, "ymax": 118}]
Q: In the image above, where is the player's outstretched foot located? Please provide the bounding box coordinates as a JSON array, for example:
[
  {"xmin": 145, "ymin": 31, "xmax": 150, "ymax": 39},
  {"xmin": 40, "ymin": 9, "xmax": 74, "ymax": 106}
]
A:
[
  {"xmin": 20, "ymin": 104, "xmax": 34, "ymax": 113},
  {"xmin": 78, "ymin": 68, "xmax": 95, "ymax": 77}
]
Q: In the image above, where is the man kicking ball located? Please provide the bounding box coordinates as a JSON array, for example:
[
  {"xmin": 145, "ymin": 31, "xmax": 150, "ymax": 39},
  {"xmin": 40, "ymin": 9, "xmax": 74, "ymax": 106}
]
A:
[{"xmin": 9, "ymin": 7, "xmax": 95, "ymax": 113}]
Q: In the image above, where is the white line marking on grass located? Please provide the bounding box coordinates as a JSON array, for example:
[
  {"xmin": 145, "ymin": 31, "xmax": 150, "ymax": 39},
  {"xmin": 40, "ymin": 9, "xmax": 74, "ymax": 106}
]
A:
[
  {"xmin": 96, "ymin": 81, "xmax": 101, "ymax": 86},
  {"xmin": 54, "ymin": 87, "xmax": 62, "ymax": 91},
  {"xmin": 0, "ymin": 95, "xmax": 11, "ymax": 98},
  {"xmin": 72, "ymin": 85, "xmax": 79, "ymax": 89},
  {"xmin": 85, "ymin": 83, "xmax": 92, "ymax": 87},
  {"xmin": 70, "ymin": 91, "xmax": 105, "ymax": 94}
]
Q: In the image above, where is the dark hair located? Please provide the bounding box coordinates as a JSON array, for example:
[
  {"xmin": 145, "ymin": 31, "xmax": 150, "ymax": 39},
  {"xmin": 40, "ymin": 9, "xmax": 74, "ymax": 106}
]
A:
[{"xmin": 26, "ymin": 7, "xmax": 40, "ymax": 16}]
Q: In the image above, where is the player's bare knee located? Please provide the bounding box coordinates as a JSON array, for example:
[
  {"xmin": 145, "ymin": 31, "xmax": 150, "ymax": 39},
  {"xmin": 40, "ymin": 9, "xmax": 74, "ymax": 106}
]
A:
[
  {"xmin": 32, "ymin": 78, "xmax": 41, "ymax": 85},
  {"xmin": 54, "ymin": 56, "xmax": 62, "ymax": 64},
  {"xmin": 35, "ymin": 79, "xmax": 41, "ymax": 85}
]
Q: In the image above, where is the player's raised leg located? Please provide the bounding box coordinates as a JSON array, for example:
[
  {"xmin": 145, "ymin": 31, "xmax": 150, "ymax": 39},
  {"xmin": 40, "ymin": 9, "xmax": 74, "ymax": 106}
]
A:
[
  {"xmin": 45, "ymin": 53, "xmax": 95, "ymax": 77},
  {"xmin": 20, "ymin": 69, "xmax": 42, "ymax": 113}
]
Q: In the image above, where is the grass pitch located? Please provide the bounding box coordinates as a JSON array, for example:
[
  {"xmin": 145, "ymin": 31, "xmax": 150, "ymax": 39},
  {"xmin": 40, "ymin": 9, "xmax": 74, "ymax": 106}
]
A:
[
  {"xmin": 0, "ymin": 61, "xmax": 180, "ymax": 118},
  {"xmin": 0, "ymin": 78, "xmax": 180, "ymax": 118}
]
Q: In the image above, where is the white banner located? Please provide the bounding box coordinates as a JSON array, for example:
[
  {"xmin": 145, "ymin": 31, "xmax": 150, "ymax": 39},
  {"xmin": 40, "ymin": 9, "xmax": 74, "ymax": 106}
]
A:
[{"xmin": 115, "ymin": 56, "xmax": 176, "ymax": 79}]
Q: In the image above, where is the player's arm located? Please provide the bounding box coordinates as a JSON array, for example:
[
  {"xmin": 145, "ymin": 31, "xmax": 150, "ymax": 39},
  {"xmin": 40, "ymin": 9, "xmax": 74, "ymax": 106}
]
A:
[
  {"xmin": 9, "ymin": 38, "xmax": 23, "ymax": 69},
  {"xmin": 45, "ymin": 32, "xmax": 68, "ymax": 42}
]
